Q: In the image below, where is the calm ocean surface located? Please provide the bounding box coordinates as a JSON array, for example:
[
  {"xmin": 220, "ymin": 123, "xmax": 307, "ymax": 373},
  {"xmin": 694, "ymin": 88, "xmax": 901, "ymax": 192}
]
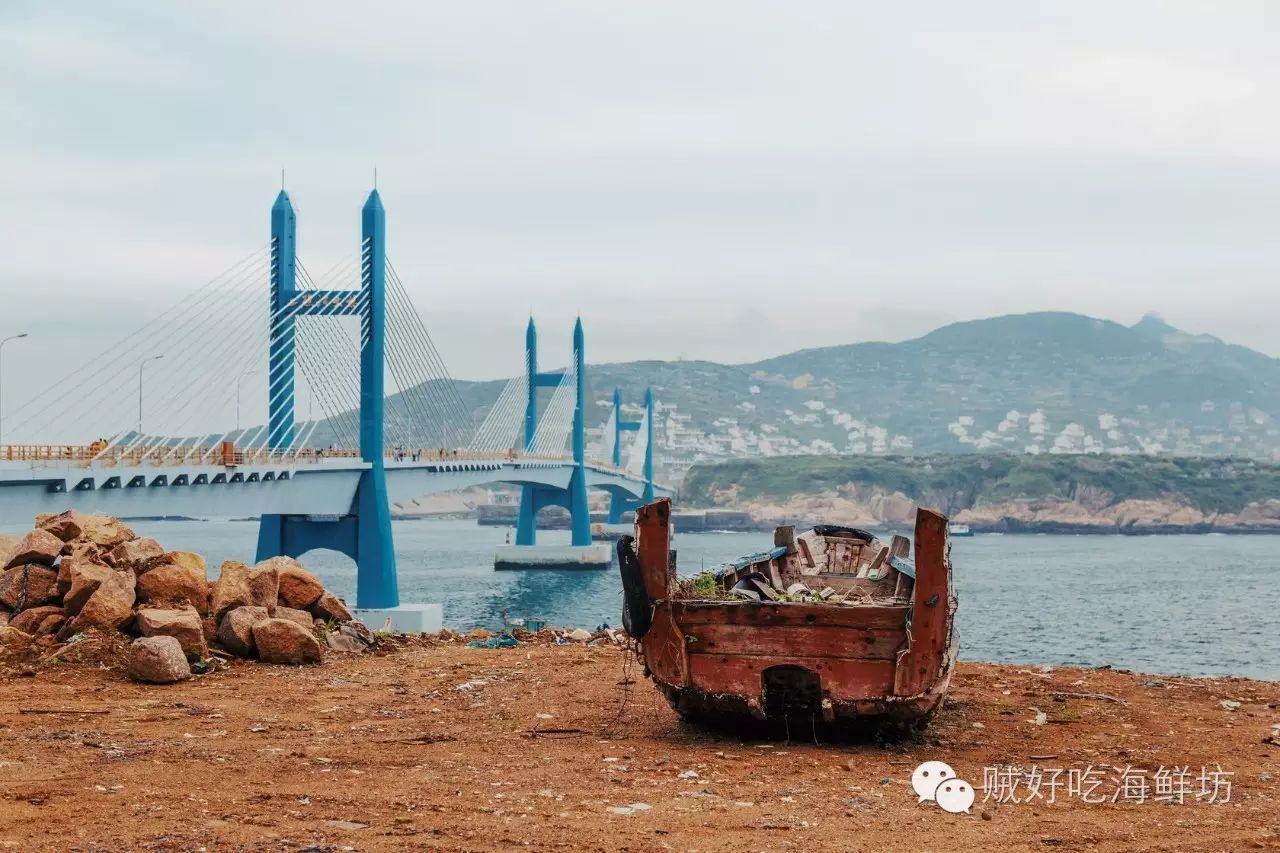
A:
[{"xmin": 127, "ymin": 518, "xmax": 1280, "ymax": 681}]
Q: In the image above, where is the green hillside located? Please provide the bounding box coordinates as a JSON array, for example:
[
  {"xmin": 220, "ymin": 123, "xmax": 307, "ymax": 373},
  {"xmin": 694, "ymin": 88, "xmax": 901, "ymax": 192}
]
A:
[
  {"xmin": 286, "ymin": 311, "xmax": 1280, "ymax": 461},
  {"xmin": 681, "ymin": 454, "xmax": 1280, "ymax": 516}
]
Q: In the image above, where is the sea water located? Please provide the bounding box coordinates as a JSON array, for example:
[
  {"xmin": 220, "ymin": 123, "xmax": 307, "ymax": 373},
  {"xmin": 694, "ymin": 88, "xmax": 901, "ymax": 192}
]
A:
[{"xmin": 128, "ymin": 518, "xmax": 1280, "ymax": 680}]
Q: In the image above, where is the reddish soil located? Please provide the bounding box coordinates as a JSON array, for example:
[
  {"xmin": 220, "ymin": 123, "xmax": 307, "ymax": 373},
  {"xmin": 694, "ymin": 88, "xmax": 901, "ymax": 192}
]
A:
[{"xmin": 0, "ymin": 633, "xmax": 1277, "ymax": 851}]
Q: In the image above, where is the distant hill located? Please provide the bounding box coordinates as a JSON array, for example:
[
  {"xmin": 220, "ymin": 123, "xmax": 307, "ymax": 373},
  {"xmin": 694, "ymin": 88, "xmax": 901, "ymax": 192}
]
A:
[
  {"xmin": 295, "ymin": 311, "xmax": 1280, "ymax": 464},
  {"xmin": 679, "ymin": 454, "xmax": 1280, "ymax": 534}
]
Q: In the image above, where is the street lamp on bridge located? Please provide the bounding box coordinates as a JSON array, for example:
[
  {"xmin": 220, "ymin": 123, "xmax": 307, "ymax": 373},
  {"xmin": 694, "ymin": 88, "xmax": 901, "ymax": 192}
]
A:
[
  {"xmin": 0, "ymin": 332, "xmax": 29, "ymax": 452},
  {"xmin": 137, "ymin": 354, "xmax": 164, "ymax": 437}
]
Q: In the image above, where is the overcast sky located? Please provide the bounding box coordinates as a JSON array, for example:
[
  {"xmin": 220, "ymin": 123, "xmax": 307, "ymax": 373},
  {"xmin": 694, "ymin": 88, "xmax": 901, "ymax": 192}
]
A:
[{"xmin": 5, "ymin": 0, "xmax": 1280, "ymax": 410}]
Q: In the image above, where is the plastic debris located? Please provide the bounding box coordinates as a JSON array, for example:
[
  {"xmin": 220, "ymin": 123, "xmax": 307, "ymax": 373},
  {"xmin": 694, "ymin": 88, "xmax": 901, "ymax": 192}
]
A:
[{"xmin": 467, "ymin": 632, "xmax": 520, "ymax": 649}]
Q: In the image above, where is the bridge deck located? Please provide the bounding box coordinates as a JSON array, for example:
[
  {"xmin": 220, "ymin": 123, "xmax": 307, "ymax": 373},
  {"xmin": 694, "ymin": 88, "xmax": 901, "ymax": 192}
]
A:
[{"xmin": 0, "ymin": 453, "xmax": 671, "ymax": 525}]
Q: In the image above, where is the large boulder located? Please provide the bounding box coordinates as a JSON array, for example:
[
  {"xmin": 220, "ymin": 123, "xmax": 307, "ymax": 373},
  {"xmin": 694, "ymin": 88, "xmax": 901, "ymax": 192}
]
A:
[
  {"xmin": 209, "ymin": 561, "xmax": 253, "ymax": 619},
  {"xmin": 60, "ymin": 540, "xmax": 103, "ymax": 561},
  {"xmin": 0, "ymin": 534, "xmax": 20, "ymax": 565},
  {"xmin": 35, "ymin": 612, "xmax": 66, "ymax": 635},
  {"xmin": 252, "ymin": 618, "xmax": 323, "ymax": 665},
  {"xmin": 68, "ymin": 569, "xmax": 137, "ymax": 632},
  {"xmin": 9, "ymin": 604, "xmax": 63, "ymax": 633},
  {"xmin": 0, "ymin": 564, "xmax": 60, "ymax": 610},
  {"xmin": 246, "ymin": 564, "xmax": 280, "ymax": 610},
  {"xmin": 36, "ymin": 510, "xmax": 86, "ymax": 542},
  {"xmin": 307, "ymin": 591, "xmax": 354, "ymax": 623},
  {"xmin": 0, "ymin": 625, "xmax": 32, "ymax": 650},
  {"xmin": 108, "ymin": 538, "xmax": 165, "ymax": 572},
  {"xmin": 275, "ymin": 562, "xmax": 325, "ymax": 609},
  {"xmin": 56, "ymin": 554, "xmax": 86, "ymax": 595},
  {"xmin": 217, "ymin": 605, "xmax": 271, "ymax": 657},
  {"xmin": 137, "ymin": 561, "xmax": 209, "ymax": 613},
  {"xmin": 63, "ymin": 562, "xmax": 114, "ymax": 615},
  {"xmin": 275, "ymin": 606, "xmax": 314, "ymax": 631},
  {"xmin": 127, "ymin": 636, "xmax": 191, "ymax": 684},
  {"xmin": 165, "ymin": 551, "xmax": 206, "ymax": 578},
  {"xmin": 136, "ymin": 607, "xmax": 207, "ymax": 660},
  {"xmin": 3, "ymin": 529, "xmax": 63, "ymax": 569},
  {"xmin": 78, "ymin": 515, "xmax": 136, "ymax": 549}
]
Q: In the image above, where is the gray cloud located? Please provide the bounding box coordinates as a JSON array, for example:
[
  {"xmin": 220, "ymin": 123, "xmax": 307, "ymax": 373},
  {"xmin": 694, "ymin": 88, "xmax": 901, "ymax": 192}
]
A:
[{"xmin": 4, "ymin": 0, "xmax": 1280, "ymax": 426}]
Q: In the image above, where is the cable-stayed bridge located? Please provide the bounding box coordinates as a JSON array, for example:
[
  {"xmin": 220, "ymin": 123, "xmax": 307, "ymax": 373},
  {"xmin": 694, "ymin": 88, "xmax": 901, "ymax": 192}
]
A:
[{"xmin": 0, "ymin": 188, "xmax": 669, "ymax": 624}]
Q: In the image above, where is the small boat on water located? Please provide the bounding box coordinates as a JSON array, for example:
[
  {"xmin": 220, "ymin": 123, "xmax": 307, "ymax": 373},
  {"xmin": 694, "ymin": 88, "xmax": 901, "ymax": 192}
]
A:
[
  {"xmin": 948, "ymin": 522, "xmax": 973, "ymax": 537},
  {"xmin": 618, "ymin": 498, "xmax": 957, "ymax": 731}
]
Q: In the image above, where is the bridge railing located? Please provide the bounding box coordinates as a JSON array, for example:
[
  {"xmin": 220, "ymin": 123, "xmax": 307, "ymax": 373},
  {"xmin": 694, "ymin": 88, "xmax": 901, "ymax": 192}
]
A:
[
  {"xmin": 0, "ymin": 445, "xmax": 99, "ymax": 463},
  {"xmin": 0, "ymin": 445, "xmax": 640, "ymax": 478}
]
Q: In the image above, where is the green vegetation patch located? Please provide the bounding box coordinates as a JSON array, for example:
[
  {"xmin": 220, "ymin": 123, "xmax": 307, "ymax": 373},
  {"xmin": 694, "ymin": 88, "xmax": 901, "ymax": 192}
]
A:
[{"xmin": 681, "ymin": 454, "xmax": 1280, "ymax": 515}]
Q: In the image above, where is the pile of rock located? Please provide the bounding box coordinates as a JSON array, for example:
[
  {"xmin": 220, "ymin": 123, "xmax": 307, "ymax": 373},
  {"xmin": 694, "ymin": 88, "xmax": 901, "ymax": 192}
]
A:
[{"xmin": 0, "ymin": 511, "xmax": 370, "ymax": 684}]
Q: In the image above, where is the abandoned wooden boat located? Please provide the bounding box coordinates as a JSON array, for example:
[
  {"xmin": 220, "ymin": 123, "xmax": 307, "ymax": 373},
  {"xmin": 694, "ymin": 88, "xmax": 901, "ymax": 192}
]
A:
[{"xmin": 617, "ymin": 498, "xmax": 957, "ymax": 730}]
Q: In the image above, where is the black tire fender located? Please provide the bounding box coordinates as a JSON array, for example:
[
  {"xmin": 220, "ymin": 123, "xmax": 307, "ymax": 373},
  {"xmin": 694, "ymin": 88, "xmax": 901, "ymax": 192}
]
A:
[{"xmin": 616, "ymin": 535, "xmax": 652, "ymax": 639}]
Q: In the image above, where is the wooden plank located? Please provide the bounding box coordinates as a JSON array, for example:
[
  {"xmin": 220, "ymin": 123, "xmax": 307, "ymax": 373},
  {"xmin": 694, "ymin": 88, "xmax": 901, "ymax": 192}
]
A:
[
  {"xmin": 865, "ymin": 545, "xmax": 890, "ymax": 580},
  {"xmin": 684, "ymin": 623, "xmax": 905, "ymax": 660},
  {"xmin": 672, "ymin": 601, "xmax": 909, "ymax": 630},
  {"xmin": 894, "ymin": 508, "xmax": 953, "ymax": 697},
  {"xmin": 797, "ymin": 538, "xmax": 816, "ymax": 570},
  {"xmin": 635, "ymin": 499, "xmax": 674, "ymax": 602},
  {"xmin": 686, "ymin": 654, "xmax": 895, "ymax": 699},
  {"xmin": 642, "ymin": 606, "xmax": 687, "ymax": 687}
]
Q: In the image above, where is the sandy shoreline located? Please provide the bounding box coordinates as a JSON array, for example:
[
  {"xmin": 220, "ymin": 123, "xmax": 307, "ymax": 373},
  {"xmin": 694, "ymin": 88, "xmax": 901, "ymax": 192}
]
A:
[{"xmin": 0, "ymin": 633, "xmax": 1276, "ymax": 851}]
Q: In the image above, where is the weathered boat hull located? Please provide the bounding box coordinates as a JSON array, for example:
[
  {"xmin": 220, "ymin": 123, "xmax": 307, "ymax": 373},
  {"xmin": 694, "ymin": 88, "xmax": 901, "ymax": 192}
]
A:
[{"xmin": 624, "ymin": 499, "xmax": 957, "ymax": 731}]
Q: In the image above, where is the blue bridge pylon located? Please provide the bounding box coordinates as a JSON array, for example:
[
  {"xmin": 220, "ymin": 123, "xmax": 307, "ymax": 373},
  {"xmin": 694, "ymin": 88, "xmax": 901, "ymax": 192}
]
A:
[
  {"xmin": 515, "ymin": 317, "xmax": 593, "ymax": 546},
  {"xmin": 606, "ymin": 387, "xmax": 655, "ymax": 523},
  {"xmin": 255, "ymin": 188, "xmax": 399, "ymax": 609}
]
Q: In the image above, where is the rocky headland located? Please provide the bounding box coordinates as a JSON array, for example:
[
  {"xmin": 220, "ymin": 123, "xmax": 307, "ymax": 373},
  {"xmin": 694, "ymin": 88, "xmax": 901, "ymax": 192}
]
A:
[{"xmin": 681, "ymin": 454, "xmax": 1280, "ymax": 533}]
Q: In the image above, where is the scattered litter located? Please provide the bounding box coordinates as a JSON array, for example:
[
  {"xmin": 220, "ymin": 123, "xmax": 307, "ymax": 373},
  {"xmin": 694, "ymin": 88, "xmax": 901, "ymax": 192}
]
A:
[
  {"xmin": 784, "ymin": 583, "xmax": 813, "ymax": 600},
  {"xmin": 467, "ymin": 632, "xmax": 519, "ymax": 649},
  {"xmin": 1051, "ymin": 691, "xmax": 1127, "ymax": 705},
  {"xmin": 608, "ymin": 803, "xmax": 651, "ymax": 816}
]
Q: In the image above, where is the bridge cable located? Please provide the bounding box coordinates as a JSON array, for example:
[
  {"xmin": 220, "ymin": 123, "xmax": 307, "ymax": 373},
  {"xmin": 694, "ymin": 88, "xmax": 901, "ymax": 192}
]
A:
[
  {"xmin": 85, "ymin": 264, "xmax": 275, "ymax": 460},
  {"xmin": 5, "ymin": 249, "xmax": 270, "ymax": 445},
  {"xmin": 385, "ymin": 262, "xmax": 476, "ymax": 438}
]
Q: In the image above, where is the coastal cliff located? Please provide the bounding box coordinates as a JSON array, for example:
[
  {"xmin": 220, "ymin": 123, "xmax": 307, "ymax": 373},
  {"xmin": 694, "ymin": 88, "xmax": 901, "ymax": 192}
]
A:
[{"xmin": 681, "ymin": 455, "xmax": 1280, "ymax": 533}]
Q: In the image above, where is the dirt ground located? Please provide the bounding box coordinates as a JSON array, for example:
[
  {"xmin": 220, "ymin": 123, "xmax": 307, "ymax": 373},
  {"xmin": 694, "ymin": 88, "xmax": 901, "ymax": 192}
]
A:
[{"xmin": 0, "ymin": 633, "xmax": 1277, "ymax": 852}]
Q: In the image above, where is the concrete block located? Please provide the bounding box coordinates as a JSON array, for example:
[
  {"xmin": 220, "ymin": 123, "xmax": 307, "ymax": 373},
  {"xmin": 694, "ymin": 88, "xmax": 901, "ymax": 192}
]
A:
[{"xmin": 353, "ymin": 603, "xmax": 442, "ymax": 634}]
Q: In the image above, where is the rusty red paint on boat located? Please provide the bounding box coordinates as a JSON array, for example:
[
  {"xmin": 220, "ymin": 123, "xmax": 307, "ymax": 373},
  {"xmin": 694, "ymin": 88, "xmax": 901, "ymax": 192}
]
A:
[{"xmin": 627, "ymin": 498, "xmax": 957, "ymax": 729}]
